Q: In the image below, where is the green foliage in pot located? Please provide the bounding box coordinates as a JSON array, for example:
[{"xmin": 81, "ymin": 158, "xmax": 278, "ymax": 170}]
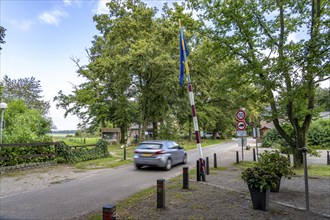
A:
[
  {"xmin": 258, "ymin": 150, "xmax": 294, "ymax": 178},
  {"xmin": 241, "ymin": 166, "xmax": 279, "ymax": 192}
]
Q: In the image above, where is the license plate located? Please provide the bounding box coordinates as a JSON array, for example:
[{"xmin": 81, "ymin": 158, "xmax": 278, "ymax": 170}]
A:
[{"xmin": 141, "ymin": 153, "xmax": 152, "ymax": 157}]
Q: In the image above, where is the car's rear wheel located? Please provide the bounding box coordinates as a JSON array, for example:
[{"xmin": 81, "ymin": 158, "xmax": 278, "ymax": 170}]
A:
[
  {"xmin": 135, "ymin": 164, "xmax": 143, "ymax": 169},
  {"xmin": 164, "ymin": 159, "xmax": 172, "ymax": 171}
]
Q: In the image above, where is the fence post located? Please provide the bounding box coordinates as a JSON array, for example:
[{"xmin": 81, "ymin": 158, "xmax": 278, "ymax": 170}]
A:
[
  {"xmin": 214, "ymin": 153, "xmax": 217, "ymax": 168},
  {"xmin": 287, "ymin": 154, "xmax": 291, "ymax": 165},
  {"xmin": 327, "ymin": 151, "xmax": 329, "ymax": 165},
  {"xmin": 124, "ymin": 147, "xmax": 126, "ymax": 160},
  {"xmin": 103, "ymin": 204, "xmax": 116, "ymax": 220},
  {"xmin": 183, "ymin": 167, "xmax": 189, "ymax": 189},
  {"xmin": 236, "ymin": 151, "xmax": 239, "ymax": 164},
  {"xmin": 157, "ymin": 179, "xmax": 165, "ymax": 209}
]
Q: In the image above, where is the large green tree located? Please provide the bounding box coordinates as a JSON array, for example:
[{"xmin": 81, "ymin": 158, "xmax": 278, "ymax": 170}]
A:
[
  {"xmin": 189, "ymin": 0, "xmax": 330, "ymax": 166},
  {"xmin": 2, "ymin": 75, "xmax": 50, "ymax": 115}
]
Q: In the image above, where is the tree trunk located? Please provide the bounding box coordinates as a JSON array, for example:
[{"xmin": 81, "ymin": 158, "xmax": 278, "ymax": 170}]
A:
[
  {"xmin": 141, "ymin": 119, "xmax": 148, "ymax": 142},
  {"xmin": 152, "ymin": 121, "xmax": 158, "ymax": 140}
]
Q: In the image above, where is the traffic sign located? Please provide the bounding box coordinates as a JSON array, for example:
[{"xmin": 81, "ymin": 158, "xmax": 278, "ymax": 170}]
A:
[
  {"xmin": 236, "ymin": 121, "xmax": 247, "ymax": 130},
  {"xmin": 236, "ymin": 110, "xmax": 246, "ymax": 121},
  {"xmin": 236, "ymin": 130, "xmax": 247, "ymax": 137}
]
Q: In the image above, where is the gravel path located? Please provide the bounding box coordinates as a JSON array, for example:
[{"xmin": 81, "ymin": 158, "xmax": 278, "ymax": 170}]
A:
[{"xmin": 114, "ymin": 165, "xmax": 330, "ymax": 220}]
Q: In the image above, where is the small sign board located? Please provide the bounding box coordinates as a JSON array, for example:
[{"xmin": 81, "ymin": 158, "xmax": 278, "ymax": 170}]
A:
[
  {"xmin": 237, "ymin": 130, "xmax": 247, "ymax": 137},
  {"xmin": 253, "ymin": 127, "xmax": 260, "ymax": 138},
  {"xmin": 236, "ymin": 110, "xmax": 246, "ymax": 121},
  {"xmin": 236, "ymin": 121, "xmax": 247, "ymax": 130}
]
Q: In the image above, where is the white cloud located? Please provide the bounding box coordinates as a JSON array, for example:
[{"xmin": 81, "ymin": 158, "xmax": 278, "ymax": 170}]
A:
[
  {"xmin": 10, "ymin": 20, "xmax": 34, "ymax": 31},
  {"xmin": 94, "ymin": 0, "xmax": 110, "ymax": 15},
  {"xmin": 288, "ymin": 33, "xmax": 298, "ymax": 43},
  {"xmin": 38, "ymin": 8, "xmax": 68, "ymax": 26},
  {"xmin": 63, "ymin": 0, "xmax": 82, "ymax": 7}
]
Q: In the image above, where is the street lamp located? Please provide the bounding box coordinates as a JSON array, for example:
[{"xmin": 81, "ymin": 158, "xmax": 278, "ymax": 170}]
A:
[{"xmin": 0, "ymin": 102, "xmax": 7, "ymax": 145}]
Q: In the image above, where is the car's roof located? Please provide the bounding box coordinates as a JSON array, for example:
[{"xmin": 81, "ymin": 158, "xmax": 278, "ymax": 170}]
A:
[{"xmin": 140, "ymin": 140, "xmax": 175, "ymax": 144}]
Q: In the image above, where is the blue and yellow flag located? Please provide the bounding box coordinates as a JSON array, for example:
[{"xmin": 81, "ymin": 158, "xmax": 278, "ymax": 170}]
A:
[{"xmin": 179, "ymin": 29, "xmax": 189, "ymax": 87}]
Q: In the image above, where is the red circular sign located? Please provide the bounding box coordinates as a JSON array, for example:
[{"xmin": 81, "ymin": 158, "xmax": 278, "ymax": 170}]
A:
[
  {"xmin": 236, "ymin": 110, "xmax": 246, "ymax": 121},
  {"xmin": 236, "ymin": 121, "xmax": 247, "ymax": 130}
]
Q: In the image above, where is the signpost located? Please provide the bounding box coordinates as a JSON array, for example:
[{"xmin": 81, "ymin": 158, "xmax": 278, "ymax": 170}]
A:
[
  {"xmin": 253, "ymin": 127, "xmax": 260, "ymax": 160},
  {"xmin": 236, "ymin": 109, "xmax": 247, "ymax": 161}
]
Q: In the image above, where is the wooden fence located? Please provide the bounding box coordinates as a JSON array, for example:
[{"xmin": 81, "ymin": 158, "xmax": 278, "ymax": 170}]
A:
[{"xmin": 0, "ymin": 142, "xmax": 59, "ymax": 162}]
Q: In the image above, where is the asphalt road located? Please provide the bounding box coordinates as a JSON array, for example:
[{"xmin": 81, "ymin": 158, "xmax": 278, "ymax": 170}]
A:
[{"xmin": 0, "ymin": 139, "xmax": 241, "ymax": 220}]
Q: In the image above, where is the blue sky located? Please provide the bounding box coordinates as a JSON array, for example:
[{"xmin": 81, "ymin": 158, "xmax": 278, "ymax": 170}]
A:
[{"xmin": 0, "ymin": 0, "xmax": 165, "ymax": 130}]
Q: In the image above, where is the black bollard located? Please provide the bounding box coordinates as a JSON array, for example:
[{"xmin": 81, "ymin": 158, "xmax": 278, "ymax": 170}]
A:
[
  {"xmin": 196, "ymin": 160, "xmax": 201, "ymax": 181},
  {"xmin": 327, "ymin": 151, "xmax": 330, "ymax": 165},
  {"xmin": 214, "ymin": 153, "xmax": 218, "ymax": 168},
  {"xmin": 253, "ymin": 148, "xmax": 256, "ymax": 162},
  {"xmin": 287, "ymin": 154, "xmax": 291, "ymax": 165},
  {"xmin": 183, "ymin": 167, "xmax": 189, "ymax": 189},
  {"xmin": 157, "ymin": 179, "xmax": 165, "ymax": 209},
  {"xmin": 103, "ymin": 204, "xmax": 116, "ymax": 220},
  {"xmin": 206, "ymin": 157, "xmax": 210, "ymax": 175},
  {"xmin": 236, "ymin": 151, "xmax": 239, "ymax": 164},
  {"xmin": 201, "ymin": 158, "xmax": 206, "ymax": 182},
  {"xmin": 124, "ymin": 147, "xmax": 126, "ymax": 160}
]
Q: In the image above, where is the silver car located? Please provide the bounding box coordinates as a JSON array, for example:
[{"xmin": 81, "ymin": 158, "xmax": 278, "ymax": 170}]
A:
[{"xmin": 133, "ymin": 140, "xmax": 187, "ymax": 170}]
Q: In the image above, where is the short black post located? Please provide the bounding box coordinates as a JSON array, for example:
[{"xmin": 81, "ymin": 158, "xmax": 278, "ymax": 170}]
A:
[
  {"xmin": 253, "ymin": 148, "xmax": 256, "ymax": 162},
  {"xmin": 157, "ymin": 179, "xmax": 165, "ymax": 209},
  {"xmin": 214, "ymin": 153, "xmax": 217, "ymax": 168},
  {"xmin": 327, "ymin": 151, "xmax": 330, "ymax": 165},
  {"xmin": 236, "ymin": 151, "xmax": 239, "ymax": 164},
  {"xmin": 196, "ymin": 160, "xmax": 201, "ymax": 181},
  {"xmin": 183, "ymin": 167, "xmax": 189, "ymax": 189},
  {"xmin": 287, "ymin": 154, "xmax": 291, "ymax": 165},
  {"xmin": 124, "ymin": 147, "xmax": 126, "ymax": 160},
  {"xmin": 201, "ymin": 158, "xmax": 206, "ymax": 182},
  {"xmin": 103, "ymin": 204, "xmax": 116, "ymax": 220},
  {"xmin": 206, "ymin": 157, "xmax": 210, "ymax": 175}
]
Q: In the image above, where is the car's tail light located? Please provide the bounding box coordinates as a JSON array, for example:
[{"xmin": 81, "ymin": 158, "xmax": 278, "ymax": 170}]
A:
[{"xmin": 155, "ymin": 150, "xmax": 165, "ymax": 154}]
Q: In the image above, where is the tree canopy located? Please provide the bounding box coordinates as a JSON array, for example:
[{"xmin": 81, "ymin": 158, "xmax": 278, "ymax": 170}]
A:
[{"xmin": 188, "ymin": 0, "xmax": 330, "ymax": 166}]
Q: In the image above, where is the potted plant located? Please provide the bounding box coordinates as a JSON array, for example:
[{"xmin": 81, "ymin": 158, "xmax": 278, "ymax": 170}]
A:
[
  {"xmin": 242, "ymin": 166, "xmax": 279, "ymax": 211},
  {"xmin": 258, "ymin": 150, "xmax": 294, "ymax": 192}
]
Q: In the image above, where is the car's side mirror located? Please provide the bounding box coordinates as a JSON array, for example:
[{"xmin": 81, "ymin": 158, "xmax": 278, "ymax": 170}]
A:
[{"xmin": 178, "ymin": 146, "xmax": 184, "ymax": 149}]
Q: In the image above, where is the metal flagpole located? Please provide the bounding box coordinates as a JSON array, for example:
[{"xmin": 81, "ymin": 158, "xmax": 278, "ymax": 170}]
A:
[{"xmin": 179, "ymin": 22, "xmax": 205, "ymax": 181}]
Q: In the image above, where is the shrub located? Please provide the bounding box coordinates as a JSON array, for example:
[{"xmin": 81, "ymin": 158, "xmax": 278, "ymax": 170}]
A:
[
  {"xmin": 241, "ymin": 166, "xmax": 279, "ymax": 192},
  {"xmin": 307, "ymin": 118, "xmax": 330, "ymax": 149},
  {"xmin": 258, "ymin": 150, "xmax": 294, "ymax": 178}
]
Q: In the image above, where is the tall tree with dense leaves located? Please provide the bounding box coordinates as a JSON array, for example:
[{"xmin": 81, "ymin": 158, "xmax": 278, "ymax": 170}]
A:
[
  {"xmin": 2, "ymin": 75, "xmax": 50, "ymax": 115},
  {"xmin": 0, "ymin": 26, "xmax": 5, "ymax": 51},
  {"xmin": 188, "ymin": 0, "xmax": 330, "ymax": 166}
]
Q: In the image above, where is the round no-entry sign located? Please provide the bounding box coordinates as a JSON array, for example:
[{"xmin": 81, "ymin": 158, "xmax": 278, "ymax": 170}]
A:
[
  {"xmin": 236, "ymin": 121, "xmax": 247, "ymax": 130},
  {"xmin": 236, "ymin": 110, "xmax": 246, "ymax": 121}
]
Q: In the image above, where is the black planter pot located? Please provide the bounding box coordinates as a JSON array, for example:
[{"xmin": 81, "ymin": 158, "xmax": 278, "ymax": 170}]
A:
[
  {"xmin": 248, "ymin": 186, "xmax": 270, "ymax": 211},
  {"xmin": 271, "ymin": 174, "xmax": 282, "ymax": 193}
]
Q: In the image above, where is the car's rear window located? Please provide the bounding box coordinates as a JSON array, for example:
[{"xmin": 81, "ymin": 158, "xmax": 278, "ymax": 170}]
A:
[{"xmin": 138, "ymin": 143, "xmax": 162, "ymax": 149}]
